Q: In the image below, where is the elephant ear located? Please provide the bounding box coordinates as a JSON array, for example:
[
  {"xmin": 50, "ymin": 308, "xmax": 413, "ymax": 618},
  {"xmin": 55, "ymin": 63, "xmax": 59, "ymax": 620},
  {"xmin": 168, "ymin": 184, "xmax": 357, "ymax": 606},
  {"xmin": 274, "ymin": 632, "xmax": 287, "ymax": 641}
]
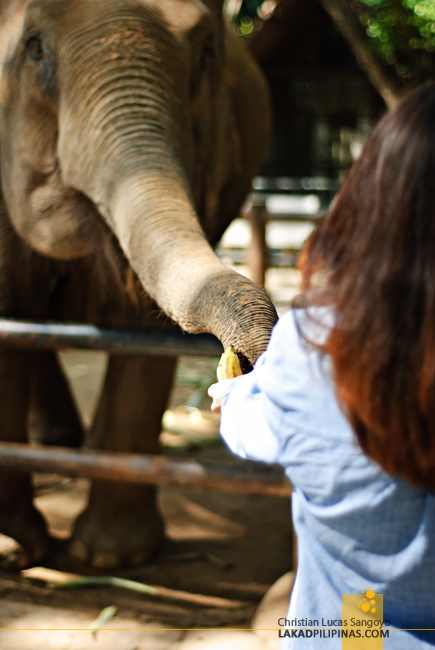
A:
[{"xmin": 0, "ymin": 0, "xmax": 28, "ymax": 60}]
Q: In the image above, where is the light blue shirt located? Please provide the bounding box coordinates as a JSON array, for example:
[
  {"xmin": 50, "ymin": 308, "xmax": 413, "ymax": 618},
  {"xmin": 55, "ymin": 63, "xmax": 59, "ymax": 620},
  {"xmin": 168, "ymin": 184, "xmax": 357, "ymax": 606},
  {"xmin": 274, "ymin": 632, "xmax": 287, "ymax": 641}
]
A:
[{"xmin": 220, "ymin": 309, "xmax": 435, "ymax": 648}]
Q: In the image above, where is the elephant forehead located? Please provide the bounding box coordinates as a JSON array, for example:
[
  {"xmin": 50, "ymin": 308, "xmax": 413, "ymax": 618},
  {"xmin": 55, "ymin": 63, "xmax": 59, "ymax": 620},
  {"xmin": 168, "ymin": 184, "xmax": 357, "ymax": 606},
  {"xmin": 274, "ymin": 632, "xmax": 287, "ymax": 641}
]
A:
[{"xmin": 26, "ymin": 0, "xmax": 213, "ymax": 43}]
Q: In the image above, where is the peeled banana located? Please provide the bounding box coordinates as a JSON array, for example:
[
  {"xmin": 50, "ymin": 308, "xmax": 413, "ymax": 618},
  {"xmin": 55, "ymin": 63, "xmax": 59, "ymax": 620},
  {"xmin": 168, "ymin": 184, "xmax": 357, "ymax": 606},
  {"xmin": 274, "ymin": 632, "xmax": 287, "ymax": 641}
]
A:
[{"xmin": 216, "ymin": 346, "xmax": 243, "ymax": 381}]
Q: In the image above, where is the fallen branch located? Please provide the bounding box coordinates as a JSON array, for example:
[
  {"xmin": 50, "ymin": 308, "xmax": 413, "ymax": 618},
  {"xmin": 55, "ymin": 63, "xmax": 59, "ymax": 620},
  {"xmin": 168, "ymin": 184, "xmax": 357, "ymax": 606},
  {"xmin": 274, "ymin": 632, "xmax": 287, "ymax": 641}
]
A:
[{"xmin": 53, "ymin": 575, "xmax": 249, "ymax": 609}]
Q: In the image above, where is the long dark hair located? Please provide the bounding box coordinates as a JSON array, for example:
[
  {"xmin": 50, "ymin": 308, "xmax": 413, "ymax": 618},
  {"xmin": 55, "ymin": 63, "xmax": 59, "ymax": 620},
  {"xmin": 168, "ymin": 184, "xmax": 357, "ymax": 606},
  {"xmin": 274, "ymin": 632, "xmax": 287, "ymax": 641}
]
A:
[{"xmin": 298, "ymin": 82, "xmax": 435, "ymax": 490}]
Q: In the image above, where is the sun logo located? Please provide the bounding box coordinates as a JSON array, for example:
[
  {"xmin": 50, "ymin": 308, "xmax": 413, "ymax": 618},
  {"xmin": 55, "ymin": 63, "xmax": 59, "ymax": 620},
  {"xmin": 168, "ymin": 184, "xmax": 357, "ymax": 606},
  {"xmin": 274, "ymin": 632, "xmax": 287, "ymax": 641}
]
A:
[{"xmin": 358, "ymin": 588, "xmax": 377, "ymax": 614}]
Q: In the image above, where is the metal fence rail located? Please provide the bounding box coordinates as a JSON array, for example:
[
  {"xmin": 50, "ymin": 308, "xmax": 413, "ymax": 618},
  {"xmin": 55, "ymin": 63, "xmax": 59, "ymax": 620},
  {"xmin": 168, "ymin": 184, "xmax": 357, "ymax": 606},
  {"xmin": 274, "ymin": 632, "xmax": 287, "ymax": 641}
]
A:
[
  {"xmin": 0, "ymin": 442, "xmax": 291, "ymax": 497},
  {"xmin": 0, "ymin": 317, "xmax": 223, "ymax": 357}
]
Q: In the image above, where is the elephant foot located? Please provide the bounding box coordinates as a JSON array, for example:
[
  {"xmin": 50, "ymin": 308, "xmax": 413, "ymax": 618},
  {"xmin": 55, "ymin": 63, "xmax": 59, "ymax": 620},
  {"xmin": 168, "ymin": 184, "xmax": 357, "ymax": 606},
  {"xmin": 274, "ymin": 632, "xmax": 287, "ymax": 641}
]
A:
[
  {"xmin": 69, "ymin": 483, "xmax": 164, "ymax": 569},
  {"xmin": 0, "ymin": 503, "xmax": 52, "ymax": 570}
]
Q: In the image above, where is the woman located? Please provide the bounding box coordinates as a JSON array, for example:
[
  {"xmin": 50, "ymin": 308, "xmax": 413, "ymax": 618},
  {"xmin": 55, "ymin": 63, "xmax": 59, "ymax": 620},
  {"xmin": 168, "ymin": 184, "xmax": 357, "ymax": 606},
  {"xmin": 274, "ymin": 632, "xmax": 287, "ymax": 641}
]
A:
[{"xmin": 209, "ymin": 83, "xmax": 435, "ymax": 648}]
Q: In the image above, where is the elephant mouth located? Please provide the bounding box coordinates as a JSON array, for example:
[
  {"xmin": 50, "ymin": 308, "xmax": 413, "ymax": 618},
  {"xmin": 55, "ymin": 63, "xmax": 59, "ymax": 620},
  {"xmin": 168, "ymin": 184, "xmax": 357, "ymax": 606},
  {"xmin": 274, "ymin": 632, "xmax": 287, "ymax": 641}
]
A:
[{"xmin": 237, "ymin": 353, "xmax": 253, "ymax": 374}]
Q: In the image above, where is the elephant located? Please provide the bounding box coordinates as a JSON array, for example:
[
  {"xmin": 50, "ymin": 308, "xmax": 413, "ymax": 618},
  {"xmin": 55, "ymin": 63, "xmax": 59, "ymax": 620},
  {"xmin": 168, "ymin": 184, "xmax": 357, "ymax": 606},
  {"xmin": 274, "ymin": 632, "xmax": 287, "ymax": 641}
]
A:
[{"xmin": 0, "ymin": 0, "xmax": 278, "ymax": 569}]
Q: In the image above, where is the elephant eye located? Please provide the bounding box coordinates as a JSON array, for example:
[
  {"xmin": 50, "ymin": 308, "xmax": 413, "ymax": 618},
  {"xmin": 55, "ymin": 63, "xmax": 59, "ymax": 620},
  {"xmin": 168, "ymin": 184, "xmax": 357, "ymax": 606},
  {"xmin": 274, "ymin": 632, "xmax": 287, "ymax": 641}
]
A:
[{"xmin": 26, "ymin": 35, "xmax": 44, "ymax": 60}]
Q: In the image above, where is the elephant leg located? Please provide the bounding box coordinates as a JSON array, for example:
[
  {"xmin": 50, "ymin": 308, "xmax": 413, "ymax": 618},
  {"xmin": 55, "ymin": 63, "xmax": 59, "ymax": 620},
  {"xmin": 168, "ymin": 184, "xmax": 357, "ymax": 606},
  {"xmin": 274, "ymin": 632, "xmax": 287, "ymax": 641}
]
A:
[
  {"xmin": 0, "ymin": 349, "xmax": 51, "ymax": 567},
  {"xmin": 70, "ymin": 353, "xmax": 176, "ymax": 568},
  {"xmin": 28, "ymin": 350, "xmax": 84, "ymax": 447}
]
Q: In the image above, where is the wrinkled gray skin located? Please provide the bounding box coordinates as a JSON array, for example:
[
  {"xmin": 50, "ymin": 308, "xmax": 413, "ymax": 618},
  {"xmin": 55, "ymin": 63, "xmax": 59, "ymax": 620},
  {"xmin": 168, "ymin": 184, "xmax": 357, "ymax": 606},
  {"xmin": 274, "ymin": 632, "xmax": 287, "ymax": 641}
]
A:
[{"xmin": 0, "ymin": 0, "xmax": 277, "ymax": 569}]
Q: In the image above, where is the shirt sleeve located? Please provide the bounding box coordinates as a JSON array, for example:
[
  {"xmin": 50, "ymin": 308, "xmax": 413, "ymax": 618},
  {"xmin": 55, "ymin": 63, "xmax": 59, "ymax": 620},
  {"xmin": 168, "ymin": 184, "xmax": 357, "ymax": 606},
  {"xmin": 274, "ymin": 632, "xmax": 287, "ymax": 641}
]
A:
[
  {"xmin": 219, "ymin": 308, "xmax": 390, "ymax": 504},
  {"xmin": 219, "ymin": 352, "xmax": 282, "ymax": 464}
]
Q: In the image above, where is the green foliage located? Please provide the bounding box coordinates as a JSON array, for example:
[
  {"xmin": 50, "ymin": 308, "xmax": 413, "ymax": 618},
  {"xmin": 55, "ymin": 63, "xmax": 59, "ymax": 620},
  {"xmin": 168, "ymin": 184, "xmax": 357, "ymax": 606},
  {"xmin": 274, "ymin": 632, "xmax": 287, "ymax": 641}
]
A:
[
  {"xmin": 231, "ymin": 0, "xmax": 268, "ymax": 37},
  {"xmin": 231, "ymin": 0, "xmax": 435, "ymax": 82},
  {"xmin": 358, "ymin": 0, "xmax": 435, "ymax": 82},
  {"xmin": 89, "ymin": 605, "xmax": 118, "ymax": 640}
]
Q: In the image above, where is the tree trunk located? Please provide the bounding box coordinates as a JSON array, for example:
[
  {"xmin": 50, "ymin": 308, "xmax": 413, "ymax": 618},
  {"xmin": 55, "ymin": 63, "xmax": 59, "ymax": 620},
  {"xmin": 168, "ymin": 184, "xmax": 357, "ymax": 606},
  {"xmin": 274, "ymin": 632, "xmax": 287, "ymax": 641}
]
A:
[{"xmin": 317, "ymin": 0, "xmax": 403, "ymax": 107}]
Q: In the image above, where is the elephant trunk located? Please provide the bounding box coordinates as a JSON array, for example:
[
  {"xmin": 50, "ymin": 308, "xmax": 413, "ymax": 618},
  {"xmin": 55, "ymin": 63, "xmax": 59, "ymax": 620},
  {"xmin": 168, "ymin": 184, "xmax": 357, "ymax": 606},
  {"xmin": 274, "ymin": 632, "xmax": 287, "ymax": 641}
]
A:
[
  {"xmin": 57, "ymin": 13, "xmax": 277, "ymax": 363},
  {"xmin": 107, "ymin": 168, "xmax": 278, "ymax": 365}
]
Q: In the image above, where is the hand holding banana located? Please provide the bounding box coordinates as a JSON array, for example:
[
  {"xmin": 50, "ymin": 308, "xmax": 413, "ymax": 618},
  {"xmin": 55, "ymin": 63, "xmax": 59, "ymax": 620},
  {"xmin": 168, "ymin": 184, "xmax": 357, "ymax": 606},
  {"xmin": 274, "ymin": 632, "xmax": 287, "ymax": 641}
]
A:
[{"xmin": 208, "ymin": 347, "xmax": 243, "ymax": 413}]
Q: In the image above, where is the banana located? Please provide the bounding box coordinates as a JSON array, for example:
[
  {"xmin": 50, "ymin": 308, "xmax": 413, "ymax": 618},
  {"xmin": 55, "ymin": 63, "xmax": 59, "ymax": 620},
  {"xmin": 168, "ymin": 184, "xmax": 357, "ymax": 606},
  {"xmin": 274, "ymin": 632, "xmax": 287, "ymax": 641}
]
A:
[{"xmin": 216, "ymin": 346, "xmax": 243, "ymax": 381}]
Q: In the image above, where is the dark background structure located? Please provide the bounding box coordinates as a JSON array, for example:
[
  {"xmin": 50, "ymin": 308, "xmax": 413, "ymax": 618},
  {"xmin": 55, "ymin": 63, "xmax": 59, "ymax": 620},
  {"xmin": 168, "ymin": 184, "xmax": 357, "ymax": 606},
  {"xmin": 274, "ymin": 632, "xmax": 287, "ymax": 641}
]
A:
[{"xmin": 230, "ymin": 0, "xmax": 435, "ymax": 178}]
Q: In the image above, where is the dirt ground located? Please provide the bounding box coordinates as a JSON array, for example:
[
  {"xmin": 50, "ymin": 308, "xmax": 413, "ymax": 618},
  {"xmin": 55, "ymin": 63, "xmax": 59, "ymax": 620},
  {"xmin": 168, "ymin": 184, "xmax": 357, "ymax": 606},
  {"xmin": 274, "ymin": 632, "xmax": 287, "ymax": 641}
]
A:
[{"xmin": 0, "ymin": 350, "xmax": 294, "ymax": 648}]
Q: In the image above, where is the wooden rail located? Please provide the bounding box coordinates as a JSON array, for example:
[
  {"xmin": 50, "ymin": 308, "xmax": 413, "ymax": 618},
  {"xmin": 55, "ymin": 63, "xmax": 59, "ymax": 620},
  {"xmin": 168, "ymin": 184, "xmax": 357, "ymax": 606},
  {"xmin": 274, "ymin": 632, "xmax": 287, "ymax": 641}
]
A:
[{"xmin": 245, "ymin": 176, "xmax": 340, "ymax": 286}]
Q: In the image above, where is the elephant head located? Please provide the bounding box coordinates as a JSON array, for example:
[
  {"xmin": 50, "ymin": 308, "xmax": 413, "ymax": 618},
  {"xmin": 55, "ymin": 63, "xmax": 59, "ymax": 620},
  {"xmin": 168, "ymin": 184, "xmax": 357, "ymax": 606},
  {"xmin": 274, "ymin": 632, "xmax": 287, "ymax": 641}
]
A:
[{"xmin": 0, "ymin": 0, "xmax": 277, "ymax": 363}]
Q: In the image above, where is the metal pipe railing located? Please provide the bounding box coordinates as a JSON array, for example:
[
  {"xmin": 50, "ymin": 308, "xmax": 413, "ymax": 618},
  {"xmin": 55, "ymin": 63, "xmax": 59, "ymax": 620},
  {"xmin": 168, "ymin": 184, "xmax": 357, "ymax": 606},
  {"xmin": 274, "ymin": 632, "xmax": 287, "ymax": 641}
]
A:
[
  {"xmin": 0, "ymin": 442, "xmax": 291, "ymax": 497},
  {"xmin": 0, "ymin": 318, "xmax": 223, "ymax": 357}
]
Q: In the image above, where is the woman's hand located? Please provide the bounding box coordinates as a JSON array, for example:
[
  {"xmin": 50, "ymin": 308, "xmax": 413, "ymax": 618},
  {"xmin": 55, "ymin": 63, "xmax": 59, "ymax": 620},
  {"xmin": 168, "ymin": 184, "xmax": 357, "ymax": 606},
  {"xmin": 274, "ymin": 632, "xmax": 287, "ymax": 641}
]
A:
[{"xmin": 208, "ymin": 378, "xmax": 240, "ymax": 413}]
